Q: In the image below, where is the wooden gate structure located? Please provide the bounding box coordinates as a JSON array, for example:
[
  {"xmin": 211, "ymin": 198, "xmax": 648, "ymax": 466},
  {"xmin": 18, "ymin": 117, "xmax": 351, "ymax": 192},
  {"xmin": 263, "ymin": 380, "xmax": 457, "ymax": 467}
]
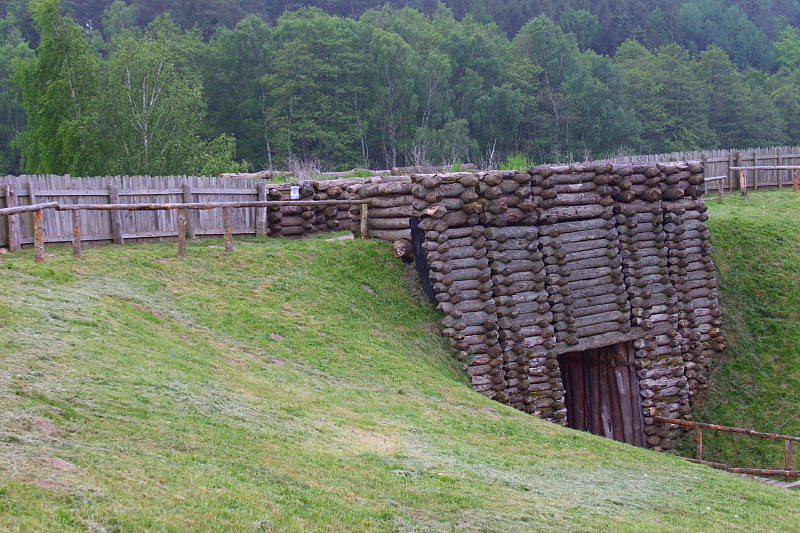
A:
[{"xmin": 559, "ymin": 342, "xmax": 645, "ymax": 447}]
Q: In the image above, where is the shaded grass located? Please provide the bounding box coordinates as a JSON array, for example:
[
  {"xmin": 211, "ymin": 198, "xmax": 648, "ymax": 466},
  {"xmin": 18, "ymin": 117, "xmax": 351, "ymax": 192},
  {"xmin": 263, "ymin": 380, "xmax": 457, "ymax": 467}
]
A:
[
  {"xmin": 691, "ymin": 189, "xmax": 800, "ymax": 469},
  {"xmin": 0, "ymin": 232, "xmax": 798, "ymax": 532}
]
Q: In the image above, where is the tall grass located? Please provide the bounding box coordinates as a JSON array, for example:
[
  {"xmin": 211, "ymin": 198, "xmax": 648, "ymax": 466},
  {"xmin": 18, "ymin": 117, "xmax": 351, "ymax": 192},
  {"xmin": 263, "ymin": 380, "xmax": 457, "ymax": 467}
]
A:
[
  {"xmin": 0, "ymin": 232, "xmax": 798, "ymax": 532},
  {"xmin": 499, "ymin": 153, "xmax": 532, "ymax": 171}
]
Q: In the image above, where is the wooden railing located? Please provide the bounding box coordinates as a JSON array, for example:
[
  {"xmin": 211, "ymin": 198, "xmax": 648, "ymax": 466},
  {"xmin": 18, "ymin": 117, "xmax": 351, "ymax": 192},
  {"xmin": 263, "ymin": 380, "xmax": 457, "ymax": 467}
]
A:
[
  {"xmin": 704, "ymin": 176, "xmax": 727, "ymax": 200},
  {"xmin": 729, "ymin": 166, "xmax": 800, "ymax": 196},
  {"xmin": 655, "ymin": 416, "xmax": 800, "ymax": 481},
  {"xmin": 0, "ymin": 199, "xmax": 371, "ymax": 261}
]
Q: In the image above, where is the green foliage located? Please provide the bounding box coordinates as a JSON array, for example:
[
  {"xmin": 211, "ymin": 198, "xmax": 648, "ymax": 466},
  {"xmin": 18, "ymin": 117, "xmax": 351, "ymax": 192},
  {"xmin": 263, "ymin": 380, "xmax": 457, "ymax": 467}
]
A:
[
  {"xmin": 266, "ymin": 8, "xmax": 365, "ymax": 170},
  {"xmin": 615, "ymin": 40, "xmax": 716, "ymax": 153},
  {"xmin": 179, "ymin": 132, "xmax": 239, "ymax": 176},
  {"xmin": 102, "ymin": 0, "xmax": 142, "ymax": 42},
  {"xmin": 768, "ymin": 68, "xmax": 800, "ymax": 144},
  {"xmin": 774, "ymin": 24, "xmax": 800, "ymax": 70},
  {"xmin": 557, "ymin": 7, "xmax": 600, "ymax": 52},
  {"xmin": 696, "ymin": 45, "xmax": 785, "ymax": 149},
  {"xmin": 411, "ymin": 119, "xmax": 475, "ymax": 167},
  {"xmin": 204, "ymin": 15, "xmax": 275, "ymax": 169},
  {"xmin": 101, "ymin": 32, "xmax": 205, "ymax": 175},
  {"xmin": 499, "ymin": 152, "xmax": 530, "ymax": 170},
  {"xmin": 0, "ymin": 11, "xmax": 32, "ymax": 173},
  {"xmin": 3, "ymin": 2, "xmax": 800, "ymax": 175},
  {"xmin": 13, "ymin": 0, "xmax": 101, "ymax": 175},
  {"xmin": 366, "ymin": 26, "xmax": 418, "ymax": 168}
]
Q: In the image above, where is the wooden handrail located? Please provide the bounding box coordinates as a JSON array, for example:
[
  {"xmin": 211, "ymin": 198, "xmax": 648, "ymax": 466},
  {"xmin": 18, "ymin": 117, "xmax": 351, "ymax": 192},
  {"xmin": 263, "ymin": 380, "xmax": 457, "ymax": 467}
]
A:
[
  {"xmin": 704, "ymin": 176, "xmax": 727, "ymax": 200},
  {"xmin": 54, "ymin": 199, "xmax": 371, "ymax": 211},
  {"xmin": 1, "ymin": 199, "xmax": 373, "ymax": 260},
  {"xmin": 729, "ymin": 166, "xmax": 800, "ymax": 170},
  {"xmin": 655, "ymin": 417, "xmax": 800, "ymax": 442},
  {"xmin": 656, "ymin": 416, "xmax": 799, "ymax": 481},
  {"xmin": 729, "ymin": 166, "xmax": 800, "ymax": 196},
  {"xmin": 0, "ymin": 201, "xmax": 59, "ymax": 216}
]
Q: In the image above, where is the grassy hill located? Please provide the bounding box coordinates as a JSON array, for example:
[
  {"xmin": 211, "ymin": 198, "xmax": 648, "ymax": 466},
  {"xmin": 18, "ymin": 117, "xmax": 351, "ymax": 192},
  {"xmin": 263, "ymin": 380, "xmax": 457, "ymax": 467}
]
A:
[
  {"xmin": 692, "ymin": 188, "xmax": 800, "ymax": 470},
  {"xmin": 0, "ymin": 224, "xmax": 798, "ymax": 532}
]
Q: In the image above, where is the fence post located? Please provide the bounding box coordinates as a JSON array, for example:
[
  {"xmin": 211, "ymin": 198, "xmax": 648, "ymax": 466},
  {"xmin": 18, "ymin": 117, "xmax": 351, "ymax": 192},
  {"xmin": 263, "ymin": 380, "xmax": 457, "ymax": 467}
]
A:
[
  {"xmin": 33, "ymin": 210, "xmax": 44, "ymax": 262},
  {"xmin": 72, "ymin": 210, "xmax": 82, "ymax": 259},
  {"xmin": 27, "ymin": 181, "xmax": 37, "ymax": 205},
  {"xmin": 182, "ymin": 184, "xmax": 196, "ymax": 239},
  {"xmin": 177, "ymin": 208, "xmax": 187, "ymax": 257},
  {"xmin": 4, "ymin": 184, "xmax": 20, "ymax": 252},
  {"xmin": 360, "ymin": 203, "xmax": 369, "ymax": 240},
  {"xmin": 736, "ymin": 152, "xmax": 746, "ymax": 196},
  {"xmin": 753, "ymin": 150, "xmax": 759, "ymax": 191},
  {"xmin": 256, "ymin": 182, "xmax": 267, "ymax": 237},
  {"xmin": 696, "ymin": 428, "xmax": 703, "ymax": 461},
  {"xmin": 728, "ymin": 151, "xmax": 734, "ymax": 192},
  {"xmin": 787, "ymin": 440, "xmax": 794, "ymax": 482},
  {"xmin": 223, "ymin": 206, "xmax": 233, "ymax": 253},
  {"xmin": 701, "ymin": 153, "xmax": 707, "ymax": 181},
  {"xmin": 108, "ymin": 185, "xmax": 124, "ymax": 245},
  {"xmin": 778, "ymin": 148, "xmax": 783, "ymax": 188}
]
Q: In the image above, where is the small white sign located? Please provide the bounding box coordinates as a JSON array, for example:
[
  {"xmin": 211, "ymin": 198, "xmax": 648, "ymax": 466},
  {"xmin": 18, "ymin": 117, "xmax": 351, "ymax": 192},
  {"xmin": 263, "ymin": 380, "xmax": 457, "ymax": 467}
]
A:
[{"xmin": 290, "ymin": 186, "xmax": 300, "ymax": 200}]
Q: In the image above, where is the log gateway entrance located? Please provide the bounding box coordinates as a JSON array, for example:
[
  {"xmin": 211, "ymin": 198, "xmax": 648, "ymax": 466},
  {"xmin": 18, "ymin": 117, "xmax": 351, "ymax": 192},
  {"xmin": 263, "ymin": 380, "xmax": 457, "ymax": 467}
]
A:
[{"xmin": 558, "ymin": 342, "xmax": 646, "ymax": 447}]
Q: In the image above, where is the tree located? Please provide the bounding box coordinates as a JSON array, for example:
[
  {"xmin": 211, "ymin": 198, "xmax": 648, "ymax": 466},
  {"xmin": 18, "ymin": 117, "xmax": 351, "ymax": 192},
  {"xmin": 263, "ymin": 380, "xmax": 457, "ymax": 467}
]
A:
[
  {"xmin": 563, "ymin": 49, "xmax": 637, "ymax": 157},
  {"xmin": 615, "ymin": 40, "xmax": 716, "ymax": 153},
  {"xmin": 205, "ymin": 15, "xmax": 275, "ymax": 170},
  {"xmin": 367, "ymin": 27, "xmax": 418, "ymax": 168},
  {"xmin": 774, "ymin": 23, "xmax": 800, "ymax": 70},
  {"xmin": 557, "ymin": 7, "xmax": 599, "ymax": 51},
  {"xmin": 677, "ymin": 0, "xmax": 772, "ymax": 71},
  {"xmin": 102, "ymin": 0, "xmax": 142, "ymax": 42},
  {"xmin": 101, "ymin": 19, "xmax": 237, "ymax": 176},
  {"xmin": 696, "ymin": 45, "xmax": 784, "ymax": 148},
  {"xmin": 266, "ymin": 8, "xmax": 366, "ymax": 170},
  {"xmin": 13, "ymin": 0, "xmax": 101, "ymax": 175},
  {"xmin": 769, "ymin": 68, "xmax": 800, "ymax": 144},
  {"xmin": 102, "ymin": 35, "xmax": 204, "ymax": 175},
  {"xmin": 0, "ymin": 11, "xmax": 33, "ymax": 173}
]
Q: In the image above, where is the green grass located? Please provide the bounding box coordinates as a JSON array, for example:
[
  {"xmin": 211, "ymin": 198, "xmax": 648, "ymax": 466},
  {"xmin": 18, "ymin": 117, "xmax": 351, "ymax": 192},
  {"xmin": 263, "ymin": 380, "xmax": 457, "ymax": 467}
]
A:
[
  {"xmin": 499, "ymin": 153, "xmax": 532, "ymax": 171},
  {"xmin": 1, "ymin": 231, "xmax": 798, "ymax": 532},
  {"xmin": 340, "ymin": 169, "xmax": 375, "ymax": 179},
  {"xmin": 691, "ymin": 189, "xmax": 800, "ymax": 470}
]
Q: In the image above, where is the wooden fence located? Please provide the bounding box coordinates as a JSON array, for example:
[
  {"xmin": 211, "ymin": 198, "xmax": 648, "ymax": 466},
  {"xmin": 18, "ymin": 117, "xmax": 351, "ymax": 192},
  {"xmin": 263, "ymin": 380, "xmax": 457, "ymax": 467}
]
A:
[
  {"xmin": 603, "ymin": 146, "xmax": 800, "ymax": 195},
  {"xmin": 655, "ymin": 416, "xmax": 800, "ymax": 484},
  {"xmin": 4, "ymin": 148, "xmax": 800, "ymax": 247},
  {"xmin": 0, "ymin": 175, "xmax": 270, "ymax": 248},
  {"xmin": 0, "ymin": 199, "xmax": 370, "ymax": 261}
]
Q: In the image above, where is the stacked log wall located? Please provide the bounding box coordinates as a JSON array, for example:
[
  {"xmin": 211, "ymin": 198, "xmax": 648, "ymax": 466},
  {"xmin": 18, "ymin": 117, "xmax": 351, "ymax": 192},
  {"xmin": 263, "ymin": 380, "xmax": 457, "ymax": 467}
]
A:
[{"xmin": 400, "ymin": 162, "xmax": 721, "ymax": 449}]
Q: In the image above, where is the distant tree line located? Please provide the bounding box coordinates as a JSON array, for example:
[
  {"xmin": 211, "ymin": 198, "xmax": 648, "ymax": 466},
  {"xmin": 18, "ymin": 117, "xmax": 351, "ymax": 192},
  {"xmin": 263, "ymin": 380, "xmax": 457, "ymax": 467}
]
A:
[{"xmin": 1, "ymin": 0, "xmax": 800, "ymax": 175}]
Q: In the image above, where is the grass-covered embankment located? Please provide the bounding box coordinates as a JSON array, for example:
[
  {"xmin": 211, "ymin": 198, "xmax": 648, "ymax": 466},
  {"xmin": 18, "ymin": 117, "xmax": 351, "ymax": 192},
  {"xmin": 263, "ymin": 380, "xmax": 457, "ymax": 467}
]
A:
[
  {"xmin": 694, "ymin": 189, "xmax": 800, "ymax": 470},
  {"xmin": 1, "ymin": 231, "xmax": 798, "ymax": 532}
]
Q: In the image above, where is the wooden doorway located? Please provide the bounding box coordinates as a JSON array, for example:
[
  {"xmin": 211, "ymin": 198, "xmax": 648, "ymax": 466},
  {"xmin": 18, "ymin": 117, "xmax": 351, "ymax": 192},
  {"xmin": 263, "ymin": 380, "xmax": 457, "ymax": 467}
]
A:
[{"xmin": 558, "ymin": 342, "xmax": 646, "ymax": 447}]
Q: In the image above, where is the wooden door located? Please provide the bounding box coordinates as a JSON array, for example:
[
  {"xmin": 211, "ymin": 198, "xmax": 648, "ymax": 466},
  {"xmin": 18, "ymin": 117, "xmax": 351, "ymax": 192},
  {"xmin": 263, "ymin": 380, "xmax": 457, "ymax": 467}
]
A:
[{"xmin": 558, "ymin": 342, "xmax": 646, "ymax": 447}]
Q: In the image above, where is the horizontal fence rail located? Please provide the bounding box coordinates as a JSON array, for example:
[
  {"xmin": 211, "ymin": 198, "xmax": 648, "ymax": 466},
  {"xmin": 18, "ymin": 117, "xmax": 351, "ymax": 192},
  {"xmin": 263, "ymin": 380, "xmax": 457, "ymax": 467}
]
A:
[
  {"xmin": 0, "ymin": 199, "xmax": 372, "ymax": 261},
  {"xmin": 655, "ymin": 416, "xmax": 799, "ymax": 482},
  {"xmin": 53, "ymin": 200, "xmax": 362, "ymax": 210}
]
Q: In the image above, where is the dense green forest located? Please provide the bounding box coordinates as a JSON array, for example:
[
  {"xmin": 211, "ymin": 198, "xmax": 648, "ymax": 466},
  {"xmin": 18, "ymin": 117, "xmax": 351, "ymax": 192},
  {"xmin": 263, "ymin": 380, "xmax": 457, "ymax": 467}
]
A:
[{"xmin": 1, "ymin": 0, "xmax": 800, "ymax": 175}]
